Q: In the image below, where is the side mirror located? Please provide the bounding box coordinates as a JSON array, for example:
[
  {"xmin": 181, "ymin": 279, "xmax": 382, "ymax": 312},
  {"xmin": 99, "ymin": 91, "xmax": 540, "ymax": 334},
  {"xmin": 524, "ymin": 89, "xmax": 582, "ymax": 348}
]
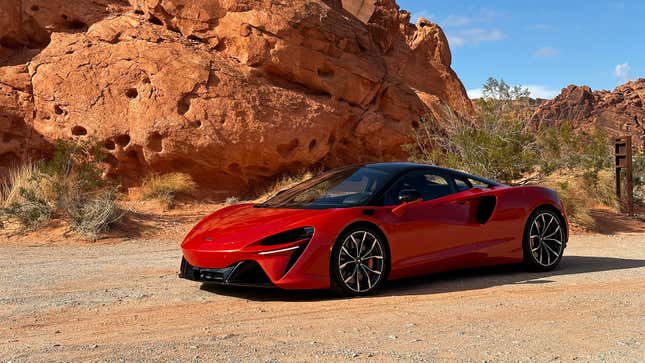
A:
[
  {"xmin": 398, "ymin": 189, "xmax": 420, "ymax": 203},
  {"xmin": 392, "ymin": 189, "xmax": 421, "ymax": 216}
]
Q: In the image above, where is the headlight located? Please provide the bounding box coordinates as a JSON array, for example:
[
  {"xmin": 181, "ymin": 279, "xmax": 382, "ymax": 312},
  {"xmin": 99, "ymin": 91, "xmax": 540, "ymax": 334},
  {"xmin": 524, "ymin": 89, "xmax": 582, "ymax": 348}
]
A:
[{"xmin": 259, "ymin": 227, "xmax": 314, "ymax": 246}]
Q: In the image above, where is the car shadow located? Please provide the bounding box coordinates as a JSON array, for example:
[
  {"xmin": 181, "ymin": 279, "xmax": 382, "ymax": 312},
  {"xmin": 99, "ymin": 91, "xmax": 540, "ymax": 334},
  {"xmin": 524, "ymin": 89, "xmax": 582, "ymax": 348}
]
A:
[{"xmin": 199, "ymin": 255, "xmax": 645, "ymax": 302}]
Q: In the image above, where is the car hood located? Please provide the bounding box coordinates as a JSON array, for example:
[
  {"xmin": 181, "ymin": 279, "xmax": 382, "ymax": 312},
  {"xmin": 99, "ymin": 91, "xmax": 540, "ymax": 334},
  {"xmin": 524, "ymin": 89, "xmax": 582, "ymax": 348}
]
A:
[{"xmin": 182, "ymin": 204, "xmax": 333, "ymax": 249}]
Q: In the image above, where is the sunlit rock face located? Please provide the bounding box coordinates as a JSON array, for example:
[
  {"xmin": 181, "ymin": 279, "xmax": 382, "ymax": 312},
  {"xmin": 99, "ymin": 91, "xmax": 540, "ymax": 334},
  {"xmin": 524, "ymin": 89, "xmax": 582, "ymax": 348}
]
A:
[
  {"xmin": 0, "ymin": 0, "xmax": 472, "ymax": 192},
  {"xmin": 530, "ymin": 80, "xmax": 645, "ymax": 152}
]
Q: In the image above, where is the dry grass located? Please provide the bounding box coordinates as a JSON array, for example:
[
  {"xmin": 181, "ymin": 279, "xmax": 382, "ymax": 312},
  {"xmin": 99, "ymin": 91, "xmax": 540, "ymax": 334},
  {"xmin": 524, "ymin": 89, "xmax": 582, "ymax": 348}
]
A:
[
  {"xmin": 253, "ymin": 171, "xmax": 315, "ymax": 203},
  {"xmin": 68, "ymin": 190, "xmax": 124, "ymax": 240},
  {"xmin": 140, "ymin": 173, "xmax": 197, "ymax": 208},
  {"xmin": 1, "ymin": 162, "xmax": 39, "ymax": 207},
  {"xmin": 0, "ymin": 162, "xmax": 52, "ymax": 229},
  {"xmin": 1, "ymin": 143, "xmax": 126, "ymax": 239},
  {"xmin": 543, "ymin": 169, "xmax": 617, "ymax": 229}
]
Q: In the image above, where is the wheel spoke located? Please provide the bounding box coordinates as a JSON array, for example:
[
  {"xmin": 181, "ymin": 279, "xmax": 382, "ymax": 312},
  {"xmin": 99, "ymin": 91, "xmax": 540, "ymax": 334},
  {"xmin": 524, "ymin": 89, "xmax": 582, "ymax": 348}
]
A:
[
  {"xmin": 543, "ymin": 215, "xmax": 554, "ymax": 235},
  {"xmin": 360, "ymin": 265, "xmax": 372, "ymax": 289},
  {"xmin": 544, "ymin": 237, "xmax": 562, "ymax": 245},
  {"xmin": 543, "ymin": 226, "xmax": 560, "ymax": 239},
  {"xmin": 339, "ymin": 261, "xmax": 355, "ymax": 269},
  {"xmin": 543, "ymin": 243, "xmax": 559, "ymax": 258},
  {"xmin": 341, "ymin": 246, "xmax": 355, "ymax": 260},
  {"xmin": 344, "ymin": 270, "xmax": 354, "ymax": 283},
  {"xmin": 546, "ymin": 244, "xmax": 551, "ymax": 265},
  {"xmin": 355, "ymin": 266, "xmax": 361, "ymax": 292},
  {"xmin": 363, "ymin": 255, "xmax": 384, "ymax": 260},
  {"xmin": 361, "ymin": 239, "xmax": 377, "ymax": 259},
  {"xmin": 360, "ymin": 232, "xmax": 367, "ymax": 255},
  {"xmin": 350, "ymin": 234, "xmax": 360, "ymax": 255},
  {"xmin": 362, "ymin": 265, "xmax": 382, "ymax": 275}
]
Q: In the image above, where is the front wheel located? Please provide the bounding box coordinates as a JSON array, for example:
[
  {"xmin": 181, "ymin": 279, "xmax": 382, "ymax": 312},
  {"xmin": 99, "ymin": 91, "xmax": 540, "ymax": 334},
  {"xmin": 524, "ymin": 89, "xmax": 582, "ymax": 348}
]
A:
[
  {"xmin": 330, "ymin": 227, "xmax": 389, "ymax": 296},
  {"xmin": 523, "ymin": 209, "xmax": 566, "ymax": 271}
]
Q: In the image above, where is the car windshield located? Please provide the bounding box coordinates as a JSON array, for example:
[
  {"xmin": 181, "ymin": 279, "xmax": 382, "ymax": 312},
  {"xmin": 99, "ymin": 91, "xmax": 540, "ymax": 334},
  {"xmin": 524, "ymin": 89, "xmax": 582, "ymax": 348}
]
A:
[{"xmin": 257, "ymin": 166, "xmax": 393, "ymax": 209}]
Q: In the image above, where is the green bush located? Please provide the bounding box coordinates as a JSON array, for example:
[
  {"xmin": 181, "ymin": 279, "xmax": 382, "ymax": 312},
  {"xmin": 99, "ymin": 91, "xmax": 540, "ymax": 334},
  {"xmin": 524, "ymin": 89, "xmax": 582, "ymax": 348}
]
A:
[
  {"xmin": 404, "ymin": 111, "xmax": 537, "ymax": 183},
  {"xmin": 0, "ymin": 139, "xmax": 124, "ymax": 239},
  {"xmin": 404, "ymin": 78, "xmax": 613, "ymax": 185},
  {"xmin": 403, "ymin": 77, "xmax": 620, "ymax": 229}
]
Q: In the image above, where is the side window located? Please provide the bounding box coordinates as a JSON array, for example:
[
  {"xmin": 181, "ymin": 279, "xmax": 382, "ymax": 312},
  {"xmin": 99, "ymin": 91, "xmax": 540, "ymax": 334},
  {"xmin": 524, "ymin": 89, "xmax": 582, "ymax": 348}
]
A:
[
  {"xmin": 384, "ymin": 170, "xmax": 453, "ymax": 205},
  {"xmin": 467, "ymin": 177, "xmax": 490, "ymax": 189},
  {"xmin": 453, "ymin": 176, "xmax": 472, "ymax": 192}
]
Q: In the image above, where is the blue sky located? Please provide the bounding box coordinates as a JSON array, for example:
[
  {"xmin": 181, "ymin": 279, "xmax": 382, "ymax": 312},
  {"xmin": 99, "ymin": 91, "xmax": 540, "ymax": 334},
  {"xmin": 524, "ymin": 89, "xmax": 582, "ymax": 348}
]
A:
[{"xmin": 397, "ymin": 0, "xmax": 644, "ymax": 99}]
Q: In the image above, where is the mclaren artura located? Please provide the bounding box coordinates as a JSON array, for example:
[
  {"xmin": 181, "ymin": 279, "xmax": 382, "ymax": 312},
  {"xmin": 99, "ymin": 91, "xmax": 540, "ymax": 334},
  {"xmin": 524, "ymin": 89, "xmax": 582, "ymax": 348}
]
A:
[{"xmin": 180, "ymin": 163, "xmax": 568, "ymax": 296}]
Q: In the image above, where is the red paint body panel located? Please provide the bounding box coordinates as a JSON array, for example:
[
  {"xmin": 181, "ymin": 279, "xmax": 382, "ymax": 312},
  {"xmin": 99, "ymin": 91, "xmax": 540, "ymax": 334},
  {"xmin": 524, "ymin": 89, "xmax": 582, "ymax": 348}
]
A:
[{"xmin": 181, "ymin": 184, "xmax": 568, "ymax": 290}]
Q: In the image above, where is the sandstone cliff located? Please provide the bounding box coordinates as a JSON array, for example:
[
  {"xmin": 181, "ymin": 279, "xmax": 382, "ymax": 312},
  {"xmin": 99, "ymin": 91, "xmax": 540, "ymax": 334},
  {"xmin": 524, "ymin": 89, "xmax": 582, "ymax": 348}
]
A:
[
  {"xmin": 0, "ymin": 0, "xmax": 472, "ymax": 192},
  {"xmin": 530, "ymin": 79, "xmax": 645, "ymax": 151}
]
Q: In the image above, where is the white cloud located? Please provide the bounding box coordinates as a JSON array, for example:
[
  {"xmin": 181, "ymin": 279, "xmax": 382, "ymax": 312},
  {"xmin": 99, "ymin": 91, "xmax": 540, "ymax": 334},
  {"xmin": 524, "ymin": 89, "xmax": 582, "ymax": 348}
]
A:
[
  {"xmin": 525, "ymin": 85, "xmax": 560, "ymax": 99},
  {"xmin": 442, "ymin": 15, "xmax": 471, "ymax": 27},
  {"xmin": 534, "ymin": 47, "xmax": 559, "ymax": 58},
  {"xmin": 467, "ymin": 88, "xmax": 484, "ymax": 99},
  {"xmin": 448, "ymin": 28, "xmax": 505, "ymax": 47},
  {"xmin": 467, "ymin": 85, "xmax": 559, "ymax": 100},
  {"xmin": 614, "ymin": 62, "xmax": 632, "ymax": 82}
]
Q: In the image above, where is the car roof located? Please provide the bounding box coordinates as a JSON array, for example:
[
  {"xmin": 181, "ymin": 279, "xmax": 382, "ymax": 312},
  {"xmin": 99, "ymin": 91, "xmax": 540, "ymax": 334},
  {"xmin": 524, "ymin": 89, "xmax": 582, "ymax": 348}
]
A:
[{"xmin": 363, "ymin": 162, "xmax": 502, "ymax": 186}]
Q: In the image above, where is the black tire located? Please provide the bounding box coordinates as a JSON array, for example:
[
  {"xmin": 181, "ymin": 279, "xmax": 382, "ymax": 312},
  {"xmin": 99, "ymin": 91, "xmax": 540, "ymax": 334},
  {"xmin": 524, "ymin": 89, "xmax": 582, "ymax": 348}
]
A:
[
  {"xmin": 523, "ymin": 208, "xmax": 566, "ymax": 271},
  {"xmin": 330, "ymin": 226, "xmax": 389, "ymax": 297}
]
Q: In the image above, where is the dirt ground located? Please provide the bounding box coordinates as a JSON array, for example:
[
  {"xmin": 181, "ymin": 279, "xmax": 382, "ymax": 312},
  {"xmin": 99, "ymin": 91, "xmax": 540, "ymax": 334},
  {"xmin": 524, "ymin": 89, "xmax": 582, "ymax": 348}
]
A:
[{"xmin": 1, "ymin": 221, "xmax": 644, "ymax": 362}]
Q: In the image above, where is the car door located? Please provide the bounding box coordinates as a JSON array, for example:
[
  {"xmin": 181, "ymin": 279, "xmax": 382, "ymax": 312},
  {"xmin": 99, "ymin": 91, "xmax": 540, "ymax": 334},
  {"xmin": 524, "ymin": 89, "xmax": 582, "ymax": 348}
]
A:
[
  {"xmin": 448, "ymin": 174, "xmax": 519, "ymax": 265},
  {"xmin": 382, "ymin": 169, "xmax": 474, "ymax": 279}
]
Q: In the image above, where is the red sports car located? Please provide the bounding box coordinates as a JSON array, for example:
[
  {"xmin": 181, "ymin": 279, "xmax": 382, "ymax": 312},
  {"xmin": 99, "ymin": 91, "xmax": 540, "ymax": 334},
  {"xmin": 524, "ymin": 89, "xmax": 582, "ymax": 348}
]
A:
[{"xmin": 180, "ymin": 163, "xmax": 568, "ymax": 296}]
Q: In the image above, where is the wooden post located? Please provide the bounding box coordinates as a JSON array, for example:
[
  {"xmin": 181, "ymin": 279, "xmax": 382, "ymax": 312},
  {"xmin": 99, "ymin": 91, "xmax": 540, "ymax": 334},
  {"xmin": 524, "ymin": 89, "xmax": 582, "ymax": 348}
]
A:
[{"xmin": 614, "ymin": 136, "xmax": 634, "ymax": 215}]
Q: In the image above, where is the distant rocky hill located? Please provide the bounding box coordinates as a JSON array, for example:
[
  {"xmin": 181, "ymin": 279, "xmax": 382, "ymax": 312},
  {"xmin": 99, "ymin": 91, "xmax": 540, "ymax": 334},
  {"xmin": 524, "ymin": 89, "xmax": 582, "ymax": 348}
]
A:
[
  {"xmin": 529, "ymin": 79, "xmax": 645, "ymax": 151},
  {"xmin": 0, "ymin": 0, "xmax": 472, "ymax": 192}
]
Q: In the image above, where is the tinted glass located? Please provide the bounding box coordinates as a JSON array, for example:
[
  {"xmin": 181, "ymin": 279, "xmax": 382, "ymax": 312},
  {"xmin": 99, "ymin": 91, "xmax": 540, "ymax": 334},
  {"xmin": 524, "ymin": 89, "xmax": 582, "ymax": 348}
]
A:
[
  {"xmin": 453, "ymin": 176, "xmax": 472, "ymax": 192},
  {"xmin": 384, "ymin": 170, "xmax": 453, "ymax": 205},
  {"xmin": 468, "ymin": 177, "xmax": 490, "ymax": 189},
  {"xmin": 258, "ymin": 167, "xmax": 393, "ymax": 209}
]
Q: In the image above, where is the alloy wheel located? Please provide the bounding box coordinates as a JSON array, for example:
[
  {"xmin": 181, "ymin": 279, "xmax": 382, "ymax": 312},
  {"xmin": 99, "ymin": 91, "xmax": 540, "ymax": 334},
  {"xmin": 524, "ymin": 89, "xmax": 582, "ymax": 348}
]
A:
[
  {"xmin": 337, "ymin": 231, "xmax": 385, "ymax": 293},
  {"xmin": 529, "ymin": 212, "xmax": 564, "ymax": 267}
]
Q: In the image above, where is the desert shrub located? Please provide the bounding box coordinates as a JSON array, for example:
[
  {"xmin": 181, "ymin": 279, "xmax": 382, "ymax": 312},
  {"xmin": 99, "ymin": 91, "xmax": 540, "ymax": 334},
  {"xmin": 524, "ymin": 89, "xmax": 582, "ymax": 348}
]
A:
[
  {"xmin": 405, "ymin": 78, "xmax": 613, "ymax": 184},
  {"xmin": 140, "ymin": 173, "xmax": 197, "ymax": 208},
  {"xmin": 0, "ymin": 139, "xmax": 124, "ymax": 238},
  {"xmin": 68, "ymin": 190, "xmax": 123, "ymax": 240},
  {"xmin": 1, "ymin": 162, "xmax": 52, "ymax": 229},
  {"xmin": 542, "ymin": 169, "xmax": 617, "ymax": 228},
  {"xmin": 404, "ymin": 111, "xmax": 537, "ymax": 183},
  {"xmin": 403, "ymin": 77, "xmax": 620, "ymax": 229},
  {"xmin": 536, "ymin": 123, "xmax": 612, "ymax": 177},
  {"xmin": 543, "ymin": 174, "xmax": 594, "ymax": 228}
]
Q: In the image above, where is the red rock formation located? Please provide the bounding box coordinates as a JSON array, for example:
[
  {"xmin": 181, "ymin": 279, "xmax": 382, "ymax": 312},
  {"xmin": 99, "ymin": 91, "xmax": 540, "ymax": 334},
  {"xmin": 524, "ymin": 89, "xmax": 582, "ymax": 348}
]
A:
[
  {"xmin": 530, "ymin": 79, "xmax": 645, "ymax": 151},
  {"xmin": 0, "ymin": 0, "xmax": 472, "ymax": 193}
]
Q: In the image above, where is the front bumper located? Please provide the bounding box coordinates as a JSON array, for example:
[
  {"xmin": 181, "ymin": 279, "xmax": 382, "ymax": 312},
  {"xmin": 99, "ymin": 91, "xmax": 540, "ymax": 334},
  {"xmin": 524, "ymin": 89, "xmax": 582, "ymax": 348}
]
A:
[
  {"xmin": 180, "ymin": 239, "xmax": 331, "ymax": 290},
  {"xmin": 179, "ymin": 257, "xmax": 274, "ymax": 287}
]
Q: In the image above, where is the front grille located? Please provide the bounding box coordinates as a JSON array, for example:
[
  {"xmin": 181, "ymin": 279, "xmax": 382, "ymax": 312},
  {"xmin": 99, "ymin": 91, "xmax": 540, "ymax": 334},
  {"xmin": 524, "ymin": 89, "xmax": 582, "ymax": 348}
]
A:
[{"xmin": 179, "ymin": 258, "xmax": 272, "ymax": 287}]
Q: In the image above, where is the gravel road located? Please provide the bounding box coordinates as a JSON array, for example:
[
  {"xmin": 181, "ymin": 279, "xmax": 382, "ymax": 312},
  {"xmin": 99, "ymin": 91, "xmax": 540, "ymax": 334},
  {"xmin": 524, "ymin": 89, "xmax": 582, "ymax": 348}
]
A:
[{"xmin": 1, "ymin": 233, "xmax": 644, "ymax": 362}]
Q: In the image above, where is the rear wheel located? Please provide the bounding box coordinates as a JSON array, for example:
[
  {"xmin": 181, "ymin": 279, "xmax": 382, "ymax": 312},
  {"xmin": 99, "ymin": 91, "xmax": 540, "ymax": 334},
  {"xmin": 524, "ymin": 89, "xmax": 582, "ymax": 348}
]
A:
[
  {"xmin": 330, "ymin": 227, "xmax": 388, "ymax": 296},
  {"xmin": 523, "ymin": 209, "xmax": 565, "ymax": 271}
]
